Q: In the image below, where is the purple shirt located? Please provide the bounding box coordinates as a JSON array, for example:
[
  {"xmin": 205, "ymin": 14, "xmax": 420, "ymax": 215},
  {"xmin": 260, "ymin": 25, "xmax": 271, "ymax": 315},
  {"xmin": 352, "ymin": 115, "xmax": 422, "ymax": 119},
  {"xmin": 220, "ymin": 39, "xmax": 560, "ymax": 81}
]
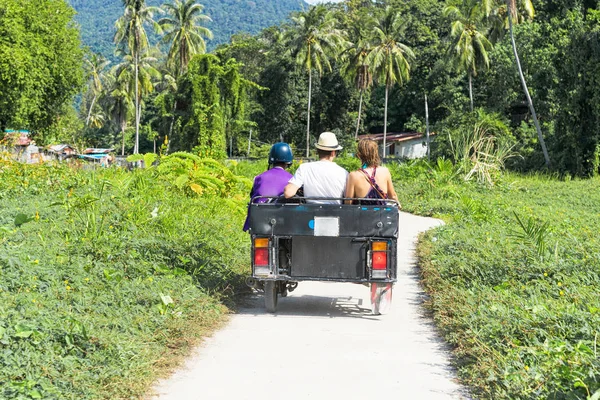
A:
[{"xmin": 243, "ymin": 167, "xmax": 293, "ymax": 231}]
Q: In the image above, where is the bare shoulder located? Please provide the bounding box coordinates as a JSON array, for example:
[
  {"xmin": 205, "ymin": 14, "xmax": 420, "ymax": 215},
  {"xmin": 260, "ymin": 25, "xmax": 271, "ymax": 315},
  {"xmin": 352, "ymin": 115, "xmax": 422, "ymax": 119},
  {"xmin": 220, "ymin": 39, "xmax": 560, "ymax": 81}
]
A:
[
  {"xmin": 377, "ymin": 166, "xmax": 392, "ymax": 177},
  {"xmin": 347, "ymin": 170, "xmax": 362, "ymax": 181}
]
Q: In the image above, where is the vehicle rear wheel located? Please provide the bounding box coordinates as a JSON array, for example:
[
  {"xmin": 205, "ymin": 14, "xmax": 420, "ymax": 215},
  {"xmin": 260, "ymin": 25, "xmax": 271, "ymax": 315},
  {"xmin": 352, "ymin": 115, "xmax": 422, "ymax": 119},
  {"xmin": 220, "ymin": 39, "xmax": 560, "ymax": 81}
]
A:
[
  {"xmin": 370, "ymin": 283, "xmax": 393, "ymax": 315},
  {"xmin": 264, "ymin": 281, "xmax": 278, "ymax": 313}
]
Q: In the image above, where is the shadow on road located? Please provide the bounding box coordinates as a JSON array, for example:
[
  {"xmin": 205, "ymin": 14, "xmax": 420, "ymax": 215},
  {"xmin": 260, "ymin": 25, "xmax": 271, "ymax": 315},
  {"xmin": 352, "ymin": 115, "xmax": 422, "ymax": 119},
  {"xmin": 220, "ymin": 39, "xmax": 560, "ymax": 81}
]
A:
[{"xmin": 237, "ymin": 292, "xmax": 382, "ymax": 320}]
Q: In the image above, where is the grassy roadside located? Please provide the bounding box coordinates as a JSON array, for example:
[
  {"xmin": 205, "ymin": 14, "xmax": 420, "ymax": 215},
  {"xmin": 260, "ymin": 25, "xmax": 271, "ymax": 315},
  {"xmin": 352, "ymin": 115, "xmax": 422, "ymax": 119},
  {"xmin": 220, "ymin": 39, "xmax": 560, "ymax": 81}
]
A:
[
  {"xmin": 0, "ymin": 158, "xmax": 251, "ymax": 399},
  {"xmin": 390, "ymin": 162, "xmax": 600, "ymax": 399}
]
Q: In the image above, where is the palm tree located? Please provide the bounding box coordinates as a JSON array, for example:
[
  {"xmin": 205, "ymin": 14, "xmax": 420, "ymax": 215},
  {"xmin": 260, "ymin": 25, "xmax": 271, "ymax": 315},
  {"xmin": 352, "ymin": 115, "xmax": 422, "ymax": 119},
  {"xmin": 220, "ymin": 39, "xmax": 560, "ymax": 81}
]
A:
[
  {"xmin": 84, "ymin": 54, "xmax": 111, "ymax": 127},
  {"xmin": 484, "ymin": 0, "xmax": 550, "ymax": 167},
  {"xmin": 444, "ymin": 0, "xmax": 493, "ymax": 112},
  {"xmin": 112, "ymin": 53, "xmax": 161, "ymax": 153},
  {"xmin": 342, "ymin": 20, "xmax": 374, "ymax": 139},
  {"xmin": 106, "ymin": 77, "xmax": 134, "ymax": 156},
  {"xmin": 114, "ymin": 0, "xmax": 159, "ymax": 154},
  {"xmin": 286, "ymin": 5, "xmax": 349, "ymax": 157},
  {"xmin": 365, "ymin": 6, "xmax": 415, "ymax": 158},
  {"xmin": 159, "ymin": 0, "xmax": 212, "ymax": 146},
  {"xmin": 159, "ymin": 0, "xmax": 213, "ymax": 76}
]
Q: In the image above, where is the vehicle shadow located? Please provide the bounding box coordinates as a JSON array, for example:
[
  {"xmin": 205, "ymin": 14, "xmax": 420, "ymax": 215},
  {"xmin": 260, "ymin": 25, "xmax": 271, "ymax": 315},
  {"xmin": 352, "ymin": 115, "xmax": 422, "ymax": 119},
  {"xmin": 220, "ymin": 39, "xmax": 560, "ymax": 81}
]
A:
[{"xmin": 236, "ymin": 292, "xmax": 381, "ymax": 320}]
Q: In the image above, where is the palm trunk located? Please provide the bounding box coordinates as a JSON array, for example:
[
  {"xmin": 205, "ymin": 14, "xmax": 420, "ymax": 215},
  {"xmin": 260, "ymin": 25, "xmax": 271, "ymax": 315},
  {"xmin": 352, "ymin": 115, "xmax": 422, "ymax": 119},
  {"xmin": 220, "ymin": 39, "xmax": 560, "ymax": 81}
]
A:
[
  {"xmin": 425, "ymin": 93, "xmax": 430, "ymax": 162},
  {"xmin": 507, "ymin": 1, "xmax": 550, "ymax": 167},
  {"xmin": 137, "ymin": 100, "xmax": 142, "ymax": 153},
  {"xmin": 121, "ymin": 124, "xmax": 126, "ymax": 156},
  {"xmin": 306, "ymin": 68, "xmax": 312, "ymax": 158},
  {"xmin": 355, "ymin": 88, "xmax": 364, "ymax": 140},
  {"xmin": 134, "ymin": 54, "xmax": 140, "ymax": 154},
  {"xmin": 468, "ymin": 71, "xmax": 474, "ymax": 112},
  {"xmin": 383, "ymin": 85, "xmax": 389, "ymax": 160},
  {"xmin": 85, "ymin": 94, "xmax": 98, "ymax": 127},
  {"xmin": 168, "ymin": 100, "xmax": 177, "ymax": 140}
]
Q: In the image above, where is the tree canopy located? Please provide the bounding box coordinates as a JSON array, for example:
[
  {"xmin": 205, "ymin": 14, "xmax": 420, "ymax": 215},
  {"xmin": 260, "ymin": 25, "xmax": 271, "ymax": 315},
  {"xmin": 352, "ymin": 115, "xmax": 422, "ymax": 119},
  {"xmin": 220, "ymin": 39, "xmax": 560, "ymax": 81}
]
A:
[
  {"xmin": 0, "ymin": 0, "xmax": 84, "ymax": 135},
  {"xmin": 4, "ymin": 0, "xmax": 600, "ymax": 177}
]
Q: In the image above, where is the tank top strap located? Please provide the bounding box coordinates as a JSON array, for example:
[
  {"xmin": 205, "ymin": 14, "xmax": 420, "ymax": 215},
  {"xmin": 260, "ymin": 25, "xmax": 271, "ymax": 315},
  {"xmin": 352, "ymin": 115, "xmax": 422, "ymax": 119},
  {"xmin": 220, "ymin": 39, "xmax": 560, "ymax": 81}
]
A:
[{"xmin": 370, "ymin": 167, "xmax": 377, "ymax": 180}]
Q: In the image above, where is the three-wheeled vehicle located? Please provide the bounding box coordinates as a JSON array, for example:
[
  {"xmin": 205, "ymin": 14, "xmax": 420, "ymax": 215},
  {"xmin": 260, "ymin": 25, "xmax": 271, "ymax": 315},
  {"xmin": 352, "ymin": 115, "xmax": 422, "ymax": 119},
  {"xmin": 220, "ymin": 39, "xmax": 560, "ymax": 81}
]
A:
[{"xmin": 246, "ymin": 197, "xmax": 399, "ymax": 314}]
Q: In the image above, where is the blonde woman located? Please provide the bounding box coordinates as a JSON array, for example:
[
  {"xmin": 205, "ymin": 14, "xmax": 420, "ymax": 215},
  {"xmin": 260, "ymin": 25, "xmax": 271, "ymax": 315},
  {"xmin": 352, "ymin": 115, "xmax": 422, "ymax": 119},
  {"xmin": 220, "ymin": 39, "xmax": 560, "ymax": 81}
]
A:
[{"xmin": 344, "ymin": 139, "xmax": 399, "ymax": 206}]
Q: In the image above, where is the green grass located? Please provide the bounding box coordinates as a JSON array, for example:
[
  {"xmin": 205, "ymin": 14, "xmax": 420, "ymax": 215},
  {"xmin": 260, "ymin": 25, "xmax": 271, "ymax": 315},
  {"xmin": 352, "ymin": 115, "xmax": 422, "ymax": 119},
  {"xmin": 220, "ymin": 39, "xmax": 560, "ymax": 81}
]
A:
[
  {"xmin": 3, "ymin": 157, "xmax": 599, "ymax": 399},
  {"xmin": 0, "ymin": 159, "xmax": 250, "ymax": 399},
  {"xmin": 390, "ymin": 161, "xmax": 600, "ymax": 399}
]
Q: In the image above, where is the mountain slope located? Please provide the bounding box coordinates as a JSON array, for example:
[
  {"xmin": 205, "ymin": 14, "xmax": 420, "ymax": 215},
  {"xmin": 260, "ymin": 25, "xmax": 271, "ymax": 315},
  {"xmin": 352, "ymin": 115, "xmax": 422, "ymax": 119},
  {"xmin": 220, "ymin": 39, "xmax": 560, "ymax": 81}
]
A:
[{"xmin": 68, "ymin": 0, "xmax": 307, "ymax": 58}]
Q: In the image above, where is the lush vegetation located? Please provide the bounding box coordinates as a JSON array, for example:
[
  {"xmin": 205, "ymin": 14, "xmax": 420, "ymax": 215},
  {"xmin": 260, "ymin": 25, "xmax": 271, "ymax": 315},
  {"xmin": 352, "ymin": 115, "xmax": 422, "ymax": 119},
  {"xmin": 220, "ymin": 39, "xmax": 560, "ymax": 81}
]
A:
[
  {"xmin": 35, "ymin": 0, "xmax": 594, "ymax": 180},
  {"xmin": 0, "ymin": 0, "xmax": 84, "ymax": 138},
  {"xmin": 2, "ymin": 0, "xmax": 600, "ymax": 399},
  {"xmin": 69, "ymin": 0, "xmax": 307, "ymax": 58},
  {"xmin": 390, "ymin": 161, "xmax": 600, "ymax": 399},
  {"xmin": 5, "ymin": 0, "xmax": 600, "ymax": 177},
  {"xmin": 0, "ymin": 155, "xmax": 251, "ymax": 399}
]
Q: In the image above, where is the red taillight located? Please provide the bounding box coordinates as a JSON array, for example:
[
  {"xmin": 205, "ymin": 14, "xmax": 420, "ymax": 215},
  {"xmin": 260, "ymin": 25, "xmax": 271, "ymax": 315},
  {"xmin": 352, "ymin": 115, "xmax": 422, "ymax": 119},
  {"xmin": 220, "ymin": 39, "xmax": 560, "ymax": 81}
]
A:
[
  {"xmin": 372, "ymin": 241, "xmax": 388, "ymax": 270},
  {"xmin": 254, "ymin": 248, "xmax": 269, "ymax": 266},
  {"xmin": 253, "ymin": 238, "xmax": 269, "ymax": 266},
  {"xmin": 372, "ymin": 251, "xmax": 387, "ymax": 270}
]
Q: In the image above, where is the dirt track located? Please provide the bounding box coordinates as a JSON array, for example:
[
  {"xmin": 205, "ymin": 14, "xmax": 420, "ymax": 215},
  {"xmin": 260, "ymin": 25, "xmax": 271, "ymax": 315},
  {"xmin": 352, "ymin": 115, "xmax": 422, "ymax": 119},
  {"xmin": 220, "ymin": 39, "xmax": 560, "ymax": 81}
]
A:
[{"xmin": 151, "ymin": 212, "xmax": 469, "ymax": 400}]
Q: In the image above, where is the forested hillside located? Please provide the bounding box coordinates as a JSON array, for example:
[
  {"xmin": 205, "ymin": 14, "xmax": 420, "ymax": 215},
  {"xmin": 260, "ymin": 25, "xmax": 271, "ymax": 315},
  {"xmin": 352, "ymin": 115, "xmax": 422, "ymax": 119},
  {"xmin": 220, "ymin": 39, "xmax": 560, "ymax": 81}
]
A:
[{"xmin": 68, "ymin": 0, "xmax": 307, "ymax": 57}]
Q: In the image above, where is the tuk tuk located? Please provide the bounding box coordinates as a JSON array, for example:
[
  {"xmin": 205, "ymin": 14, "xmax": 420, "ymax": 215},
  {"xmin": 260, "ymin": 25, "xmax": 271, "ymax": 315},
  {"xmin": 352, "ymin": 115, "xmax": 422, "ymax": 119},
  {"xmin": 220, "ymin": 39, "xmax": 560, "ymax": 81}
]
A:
[{"xmin": 246, "ymin": 197, "xmax": 399, "ymax": 314}]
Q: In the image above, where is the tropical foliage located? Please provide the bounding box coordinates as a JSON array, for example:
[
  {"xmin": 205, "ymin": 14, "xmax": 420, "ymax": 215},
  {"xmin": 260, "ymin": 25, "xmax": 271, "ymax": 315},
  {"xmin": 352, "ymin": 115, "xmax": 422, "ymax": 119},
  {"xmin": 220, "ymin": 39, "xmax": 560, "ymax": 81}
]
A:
[
  {"xmin": 2, "ymin": 2, "xmax": 600, "ymax": 398},
  {"xmin": 0, "ymin": 157, "xmax": 250, "ymax": 399},
  {"xmin": 0, "ymin": 0, "xmax": 84, "ymax": 136},
  {"xmin": 69, "ymin": 0, "xmax": 304, "ymax": 58},
  {"xmin": 390, "ymin": 162, "xmax": 600, "ymax": 399}
]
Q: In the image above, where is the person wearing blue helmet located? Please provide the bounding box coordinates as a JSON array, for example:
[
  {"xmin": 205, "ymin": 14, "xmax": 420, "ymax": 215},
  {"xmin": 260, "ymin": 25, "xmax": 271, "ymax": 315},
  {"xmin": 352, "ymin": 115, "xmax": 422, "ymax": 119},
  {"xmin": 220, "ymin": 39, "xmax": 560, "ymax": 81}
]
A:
[{"xmin": 243, "ymin": 142, "xmax": 294, "ymax": 231}]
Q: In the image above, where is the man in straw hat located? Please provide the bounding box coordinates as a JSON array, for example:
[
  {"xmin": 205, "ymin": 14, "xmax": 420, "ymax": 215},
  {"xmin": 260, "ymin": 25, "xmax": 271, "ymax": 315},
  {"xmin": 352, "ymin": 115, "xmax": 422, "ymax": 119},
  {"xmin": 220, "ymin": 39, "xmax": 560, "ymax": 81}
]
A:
[{"xmin": 284, "ymin": 131, "xmax": 348, "ymax": 204}]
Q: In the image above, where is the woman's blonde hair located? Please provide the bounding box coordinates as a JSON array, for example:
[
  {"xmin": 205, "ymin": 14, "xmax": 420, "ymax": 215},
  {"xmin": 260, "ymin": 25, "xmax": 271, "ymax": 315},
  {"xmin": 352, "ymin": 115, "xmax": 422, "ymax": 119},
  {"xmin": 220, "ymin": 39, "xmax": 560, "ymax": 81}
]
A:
[{"xmin": 356, "ymin": 139, "xmax": 380, "ymax": 167}]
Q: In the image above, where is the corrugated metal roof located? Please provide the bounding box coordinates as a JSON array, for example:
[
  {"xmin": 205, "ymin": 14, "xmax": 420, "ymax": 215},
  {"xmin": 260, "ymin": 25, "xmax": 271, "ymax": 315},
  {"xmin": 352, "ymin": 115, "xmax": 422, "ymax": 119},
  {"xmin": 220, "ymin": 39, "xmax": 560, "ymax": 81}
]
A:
[
  {"xmin": 47, "ymin": 144, "xmax": 74, "ymax": 153},
  {"xmin": 83, "ymin": 148, "xmax": 114, "ymax": 154},
  {"xmin": 358, "ymin": 132, "xmax": 436, "ymax": 143}
]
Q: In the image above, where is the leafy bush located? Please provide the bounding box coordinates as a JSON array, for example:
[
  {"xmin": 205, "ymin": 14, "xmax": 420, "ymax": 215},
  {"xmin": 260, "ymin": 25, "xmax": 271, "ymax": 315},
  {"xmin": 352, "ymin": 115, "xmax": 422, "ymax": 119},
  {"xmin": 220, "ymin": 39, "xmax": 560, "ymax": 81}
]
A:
[
  {"xmin": 395, "ymin": 165, "xmax": 600, "ymax": 399},
  {"xmin": 0, "ymin": 157, "xmax": 250, "ymax": 399}
]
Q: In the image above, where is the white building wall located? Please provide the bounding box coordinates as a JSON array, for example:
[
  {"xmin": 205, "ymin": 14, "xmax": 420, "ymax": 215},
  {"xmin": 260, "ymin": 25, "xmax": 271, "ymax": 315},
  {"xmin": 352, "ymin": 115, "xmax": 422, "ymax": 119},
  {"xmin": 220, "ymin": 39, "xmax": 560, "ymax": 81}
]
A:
[
  {"xmin": 380, "ymin": 137, "xmax": 431, "ymax": 159},
  {"xmin": 396, "ymin": 138, "xmax": 428, "ymax": 159}
]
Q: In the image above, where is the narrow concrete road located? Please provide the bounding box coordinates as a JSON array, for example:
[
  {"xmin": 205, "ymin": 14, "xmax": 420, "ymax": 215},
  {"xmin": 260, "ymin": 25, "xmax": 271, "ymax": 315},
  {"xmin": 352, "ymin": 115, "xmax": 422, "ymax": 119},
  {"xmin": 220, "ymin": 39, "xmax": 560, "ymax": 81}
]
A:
[{"xmin": 151, "ymin": 212, "xmax": 469, "ymax": 400}]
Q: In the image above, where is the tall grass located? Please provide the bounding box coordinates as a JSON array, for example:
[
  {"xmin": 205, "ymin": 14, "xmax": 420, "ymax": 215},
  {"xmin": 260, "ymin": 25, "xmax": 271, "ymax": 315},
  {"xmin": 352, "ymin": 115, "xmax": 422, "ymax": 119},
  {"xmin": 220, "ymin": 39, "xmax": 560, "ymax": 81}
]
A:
[
  {"xmin": 394, "ymin": 164, "xmax": 600, "ymax": 399},
  {"xmin": 448, "ymin": 114, "xmax": 517, "ymax": 185},
  {"xmin": 0, "ymin": 158, "xmax": 250, "ymax": 399}
]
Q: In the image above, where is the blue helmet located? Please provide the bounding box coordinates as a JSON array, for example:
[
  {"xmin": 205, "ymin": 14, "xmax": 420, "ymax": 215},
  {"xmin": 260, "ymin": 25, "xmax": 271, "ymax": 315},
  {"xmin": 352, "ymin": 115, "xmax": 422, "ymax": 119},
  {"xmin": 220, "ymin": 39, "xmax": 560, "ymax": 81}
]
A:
[{"xmin": 268, "ymin": 142, "xmax": 293, "ymax": 166}]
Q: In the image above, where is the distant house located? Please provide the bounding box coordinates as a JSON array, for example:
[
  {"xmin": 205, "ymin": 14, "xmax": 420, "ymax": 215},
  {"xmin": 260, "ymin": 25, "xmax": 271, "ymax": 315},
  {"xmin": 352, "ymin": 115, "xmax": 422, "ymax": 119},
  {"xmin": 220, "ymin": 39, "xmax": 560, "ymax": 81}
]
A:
[
  {"xmin": 1, "ymin": 130, "xmax": 33, "ymax": 161},
  {"xmin": 46, "ymin": 144, "xmax": 76, "ymax": 161},
  {"xmin": 358, "ymin": 132, "xmax": 436, "ymax": 159},
  {"xmin": 79, "ymin": 148, "xmax": 115, "ymax": 167},
  {"xmin": 2, "ymin": 129, "xmax": 31, "ymax": 147}
]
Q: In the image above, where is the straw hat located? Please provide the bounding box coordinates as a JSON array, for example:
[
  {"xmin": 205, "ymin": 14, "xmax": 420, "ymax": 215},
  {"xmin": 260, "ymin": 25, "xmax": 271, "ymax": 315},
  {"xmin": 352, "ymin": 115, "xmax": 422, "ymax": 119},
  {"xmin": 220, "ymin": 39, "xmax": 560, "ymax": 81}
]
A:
[{"xmin": 315, "ymin": 131, "xmax": 343, "ymax": 151}]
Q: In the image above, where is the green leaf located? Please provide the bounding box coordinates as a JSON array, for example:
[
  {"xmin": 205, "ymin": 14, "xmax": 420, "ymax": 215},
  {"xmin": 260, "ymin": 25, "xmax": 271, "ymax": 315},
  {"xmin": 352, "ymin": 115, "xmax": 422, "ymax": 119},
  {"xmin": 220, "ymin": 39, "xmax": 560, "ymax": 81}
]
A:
[
  {"xmin": 126, "ymin": 154, "xmax": 144, "ymax": 162},
  {"xmin": 29, "ymin": 390, "xmax": 42, "ymax": 399},
  {"xmin": 160, "ymin": 294, "xmax": 173, "ymax": 306},
  {"xmin": 14, "ymin": 330, "xmax": 33, "ymax": 338},
  {"xmin": 14, "ymin": 323, "xmax": 34, "ymax": 338},
  {"xmin": 0, "ymin": 326, "xmax": 5, "ymax": 338},
  {"xmin": 14, "ymin": 213, "xmax": 34, "ymax": 227},
  {"xmin": 143, "ymin": 153, "xmax": 157, "ymax": 167}
]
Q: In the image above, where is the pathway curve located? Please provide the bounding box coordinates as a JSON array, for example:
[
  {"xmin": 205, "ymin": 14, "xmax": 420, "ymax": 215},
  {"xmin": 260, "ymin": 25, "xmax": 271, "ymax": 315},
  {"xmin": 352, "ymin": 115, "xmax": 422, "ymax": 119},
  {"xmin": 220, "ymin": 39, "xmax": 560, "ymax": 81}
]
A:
[{"xmin": 151, "ymin": 212, "xmax": 469, "ymax": 400}]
